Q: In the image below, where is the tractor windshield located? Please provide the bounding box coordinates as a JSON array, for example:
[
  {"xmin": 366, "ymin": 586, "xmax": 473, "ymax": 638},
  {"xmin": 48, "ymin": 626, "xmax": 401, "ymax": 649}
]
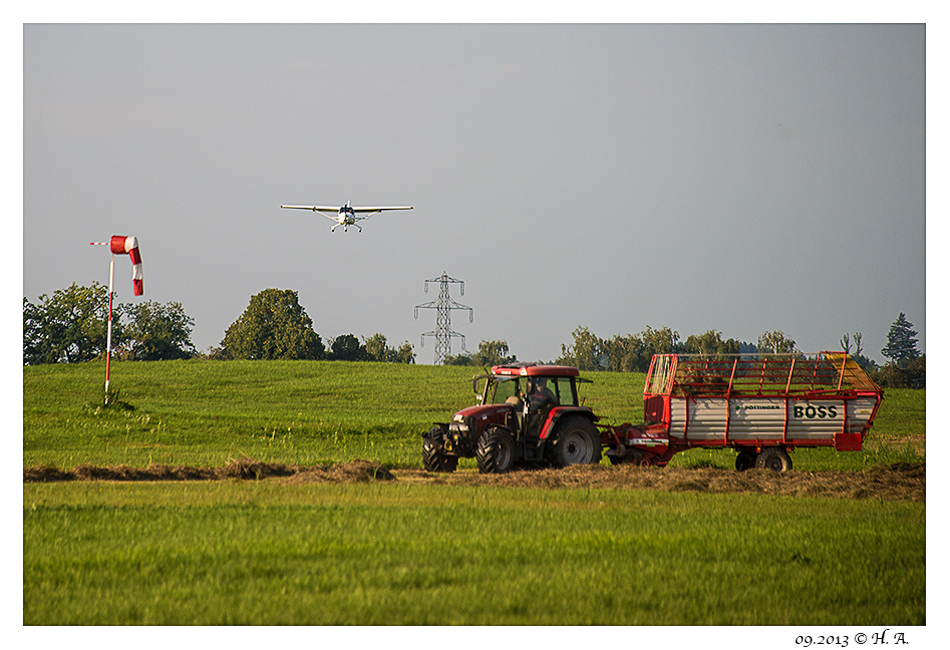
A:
[{"xmin": 487, "ymin": 376, "xmax": 522, "ymax": 404}]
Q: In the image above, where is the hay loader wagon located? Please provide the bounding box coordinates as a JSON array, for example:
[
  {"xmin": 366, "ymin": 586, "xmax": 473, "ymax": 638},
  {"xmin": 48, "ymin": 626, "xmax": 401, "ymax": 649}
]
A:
[{"xmin": 601, "ymin": 352, "xmax": 884, "ymax": 471}]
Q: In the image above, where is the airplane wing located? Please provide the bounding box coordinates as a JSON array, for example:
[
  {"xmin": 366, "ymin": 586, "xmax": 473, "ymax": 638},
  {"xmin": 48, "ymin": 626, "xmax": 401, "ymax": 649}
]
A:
[
  {"xmin": 350, "ymin": 206, "xmax": 413, "ymax": 213},
  {"xmin": 280, "ymin": 205, "xmax": 341, "ymax": 220},
  {"xmin": 350, "ymin": 206, "xmax": 413, "ymax": 221},
  {"xmin": 281, "ymin": 205, "xmax": 340, "ymax": 212}
]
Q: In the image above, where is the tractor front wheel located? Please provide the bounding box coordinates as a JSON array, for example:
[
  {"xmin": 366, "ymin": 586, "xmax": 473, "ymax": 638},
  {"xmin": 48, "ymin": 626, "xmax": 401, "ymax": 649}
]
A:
[
  {"xmin": 423, "ymin": 426, "xmax": 458, "ymax": 473},
  {"xmin": 551, "ymin": 416, "xmax": 602, "ymax": 468},
  {"xmin": 476, "ymin": 426, "xmax": 516, "ymax": 474}
]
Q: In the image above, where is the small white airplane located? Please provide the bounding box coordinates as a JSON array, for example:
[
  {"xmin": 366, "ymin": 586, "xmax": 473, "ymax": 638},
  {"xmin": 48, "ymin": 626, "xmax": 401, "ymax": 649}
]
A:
[{"xmin": 280, "ymin": 201, "xmax": 413, "ymax": 232}]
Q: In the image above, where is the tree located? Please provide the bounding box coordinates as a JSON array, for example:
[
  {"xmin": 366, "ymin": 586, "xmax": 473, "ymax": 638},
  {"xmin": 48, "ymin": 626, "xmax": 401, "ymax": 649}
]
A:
[
  {"xmin": 361, "ymin": 333, "xmax": 416, "ymax": 364},
  {"xmin": 119, "ymin": 300, "xmax": 196, "ymax": 361},
  {"xmin": 602, "ymin": 333, "xmax": 644, "ymax": 372},
  {"xmin": 472, "ymin": 340, "xmax": 517, "ymax": 367},
  {"xmin": 363, "ymin": 333, "xmax": 391, "ymax": 362},
  {"xmin": 23, "ymin": 282, "xmax": 113, "ymax": 364},
  {"xmin": 739, "ymin": 341, "xmax": 758, "ymax": 355},
  {"xmin": 327, "ymin": 333, "xmax": 363, "ymax": 361},
  {"xmin": 871, "ymin": 356, "xmax": 925, "ymax": 389},
  {"xmin": 881, "ymin": 313, "xmax": 920, "ymax": 367},
  {"xmin": 683, "ymin": 330, "xmax": 740, "ymax": 357},
  {"xmin": 841, "ymin": 331, "xmax": 870, "ymax": 357},
  {"xmin": 905, "ymin": 355, "xmax": 926, "ymax": 389},
  {"xmin": 557, "ymin": 326, "xmax": 606, "ymax": 371},
  {"xmin": 757, "ymin": 330, "xmax": 796, "ymax": 354},
  {"xmin": 221, "ymin": 289, "xmax": 324, "ymax": 360},
  {"xmin": 443, "ymin": 340, "xmax": 516, "ymax": 367},
  {"xmin": 443, "ymin": 350, "xmax": 475, "ymax": 366},
  {"xmin": 641, "ymin": 326, "xmax": 680, "ymax": 359},
  {"xmin": 23, "ymin": 297, "xmax": 46, "ymax": 365},
  {"xmin": 557, "ymin": 326, "xmax": 679, "ymax": 372},
  {"xmin": 392, "ymin": 341, "xmax": 416, "ymax": 364},
  {"xmin": 24, "ymin": 282, "xmax": 199, "ymax": 365},
  {"xmin": 840, "ymin": 332, "xmax": 875, "ymax": 371}
]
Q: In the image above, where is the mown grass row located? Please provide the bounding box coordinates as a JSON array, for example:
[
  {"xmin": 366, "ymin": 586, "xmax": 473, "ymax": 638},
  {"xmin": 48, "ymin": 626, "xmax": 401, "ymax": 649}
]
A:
[
  {"xmin": 24, "ymin": 358, "xmax": 924, "ymax": 471},
  {"xmin": 23, "ymin": 480, "xmax": 925, "ymax": 625}
]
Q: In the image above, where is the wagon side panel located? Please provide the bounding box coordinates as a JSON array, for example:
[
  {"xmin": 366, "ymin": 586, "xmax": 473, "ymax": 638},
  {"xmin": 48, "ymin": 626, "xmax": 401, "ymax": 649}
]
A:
[
  {"xmin": 846, "ymin": 397, "xmax": 879, "ymax": 433},
  {"xmin": 684, "ymin": 399, "xmax": 731, "ymax": 442},
  {"xmin": 729, "ymin": 398, "xmax": 786, "ymax": 441},
  {"xmin": 668, "ymin": 397, "xmax": 688, "ymax": 439},
  {"xmin": 786, "ymin": 400, "xmax": 845, "ymax": 441}
]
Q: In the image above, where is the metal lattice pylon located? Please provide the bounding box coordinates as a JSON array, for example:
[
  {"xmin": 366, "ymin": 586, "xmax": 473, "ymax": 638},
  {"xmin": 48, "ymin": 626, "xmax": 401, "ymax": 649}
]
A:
[{"xmin": 414, "ymin": 272, "xmax": 473, "ymax": 364}]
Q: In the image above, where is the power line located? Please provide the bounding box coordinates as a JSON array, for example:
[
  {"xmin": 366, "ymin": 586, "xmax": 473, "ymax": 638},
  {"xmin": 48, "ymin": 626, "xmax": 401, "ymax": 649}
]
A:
[{"xmin": 414, "ymin": 271, "xmax": 473, "ymax": 365}]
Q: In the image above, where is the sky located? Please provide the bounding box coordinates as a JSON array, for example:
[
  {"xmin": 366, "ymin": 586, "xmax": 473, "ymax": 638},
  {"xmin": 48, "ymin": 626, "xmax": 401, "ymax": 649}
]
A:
[{"xmin": 22, "ymin": 23, "xmax": 927, "ymax": 365}]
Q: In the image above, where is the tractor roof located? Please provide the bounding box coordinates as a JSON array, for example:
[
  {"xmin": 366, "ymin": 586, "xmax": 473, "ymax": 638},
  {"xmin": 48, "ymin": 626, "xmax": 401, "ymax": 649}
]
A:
[{"xmin": 491, "ymin": 363, "xmax": 580, "ymax": 378}]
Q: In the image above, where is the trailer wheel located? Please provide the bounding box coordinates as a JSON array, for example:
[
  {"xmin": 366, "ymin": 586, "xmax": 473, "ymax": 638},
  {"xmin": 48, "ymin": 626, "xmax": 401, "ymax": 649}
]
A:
[
  {"xmin": 551, "ymin": 416, "xmax": 602, "ymax": 468},
  {"xmin": 735, "ymin": 450, "xmax": 756, "ymax": 472},
  {"xmin": 423, "ymin": 427, "xmax": 458, "ymax": 473},
  {"xmin": 476, "ymin": 426, "xmax": 516, "ymax": 474},
  {"xmin": 755, "ymin": 448, "xmax": 793, "ymax": 473}
]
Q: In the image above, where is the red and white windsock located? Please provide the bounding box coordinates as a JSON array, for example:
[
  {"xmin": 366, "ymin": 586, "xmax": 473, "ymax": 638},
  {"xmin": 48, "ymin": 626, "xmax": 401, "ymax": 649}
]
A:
[{"xmin": 110, "ymin": 235, "xmax": 143, "ymax": 296}]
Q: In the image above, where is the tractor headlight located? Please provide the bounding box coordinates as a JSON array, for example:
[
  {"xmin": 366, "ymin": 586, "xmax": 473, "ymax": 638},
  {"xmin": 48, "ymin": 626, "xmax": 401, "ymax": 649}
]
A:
[{"xmin": 449, "ymin": 415, "xmax": 471, "ymax": 438}]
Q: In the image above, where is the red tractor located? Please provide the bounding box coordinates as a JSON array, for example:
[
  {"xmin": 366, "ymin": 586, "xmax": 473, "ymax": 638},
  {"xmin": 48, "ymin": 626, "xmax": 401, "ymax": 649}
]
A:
[{"xmin": 423, "ymin": 363, "xmax": 602, "ymax": 473}]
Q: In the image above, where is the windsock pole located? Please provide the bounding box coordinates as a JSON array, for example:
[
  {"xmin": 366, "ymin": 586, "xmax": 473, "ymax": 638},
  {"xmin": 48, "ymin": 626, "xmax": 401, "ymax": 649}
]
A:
[
  {"xmin": 105, "ymin": 252, "xmax": 115, "ymax": 400},
  {"xmin": 91, "ymin": 235, "xmax": 142, "ymax": 404},
  {"xmin": 90, "ymin": 241, "xmax": 116, "ymax": 402}
]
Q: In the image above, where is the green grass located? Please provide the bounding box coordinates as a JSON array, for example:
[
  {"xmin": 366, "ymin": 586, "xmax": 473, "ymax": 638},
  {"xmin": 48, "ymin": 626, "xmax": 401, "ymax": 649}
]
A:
[
  {"xmin": 22, "ymin": 360, "xmax": 927, "ymax": 626},
  {"xmin": 24, "ymin": 359, "xmax": 479, "ymax": 468},
  {"xmin": 24, "ymin": 481, "xmax": 925, "ymax": 625},
  {"xmin": 23, "ymin": 360, "xmax": 925, "ymax": 471}
]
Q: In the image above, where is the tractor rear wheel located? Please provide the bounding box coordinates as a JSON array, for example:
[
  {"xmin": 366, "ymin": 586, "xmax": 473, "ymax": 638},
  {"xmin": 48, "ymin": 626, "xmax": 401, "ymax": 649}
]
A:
[
  {"xmin": 476, "ymin": 427, "xmax": 516, "ymax": 474},
  {"xmin": 423, "ymin": 426, "xmax": 458, "ymax": 473},
  {"xmin": 754, "ymin": 447, "xmax": 793, "ymax": 473},
  {"xmin": 551, "ymin": 416, "xmax": 602, "ymax": 468}
]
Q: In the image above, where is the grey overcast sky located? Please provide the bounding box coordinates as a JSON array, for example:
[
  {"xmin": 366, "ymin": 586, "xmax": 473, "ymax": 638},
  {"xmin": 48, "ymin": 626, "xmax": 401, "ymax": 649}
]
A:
[{"xmin": 23, "ymin": 23, "xmax": 926, "ymax": 364}]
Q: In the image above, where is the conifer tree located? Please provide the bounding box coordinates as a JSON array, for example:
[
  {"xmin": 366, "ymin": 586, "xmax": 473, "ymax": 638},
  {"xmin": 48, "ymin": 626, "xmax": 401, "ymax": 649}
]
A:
[{"xmin": 881, "ymin": 313, "xmax": 920, "ymax": 367}]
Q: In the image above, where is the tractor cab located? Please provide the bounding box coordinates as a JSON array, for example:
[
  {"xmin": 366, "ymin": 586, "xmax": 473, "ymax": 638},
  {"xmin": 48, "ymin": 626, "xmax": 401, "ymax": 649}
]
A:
[{"xmin": 472, "ymin": 364, "xmax": 588, "ymax": 441}]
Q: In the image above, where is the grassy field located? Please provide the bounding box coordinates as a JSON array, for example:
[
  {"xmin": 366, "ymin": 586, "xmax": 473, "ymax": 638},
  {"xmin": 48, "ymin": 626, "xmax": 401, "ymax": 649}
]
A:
[
  {"xmin": 23, "ymin": 358, "xmax": 925, "ymax": 471},
  {"xmin": 24, "ymin": 480, "xmax": 924, "ymax": 625},
  {"xmin": 23, "ymin": 359, "xmax": 926, "ymax": 627},
  {"xmin": 24, "ymin": 359, "xmax": 476, "ymax": 469}
]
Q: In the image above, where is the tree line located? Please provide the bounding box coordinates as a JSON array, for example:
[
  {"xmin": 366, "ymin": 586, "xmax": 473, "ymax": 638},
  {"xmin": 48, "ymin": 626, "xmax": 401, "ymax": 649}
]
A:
[
  {"xmin": 23, "ymin": 282, "xmax": 196, "ymax": 364},
  {"xmin": 442, "ymin": 327, "xmax": 792, "ymax": 372},
  {"xmin": 542, "ymin": 317, "xmax": 922, "ymax": 388},
  {"xmin": 449, "ymin": 316, "xmax": 923, "ymax": 389},
  {"xmin": 24, "ymin": 285, "xmax": 415, "ymax": 365},
  {"xmin": 551, "ymin": 326, "xmax": 800, "ymax": 373},
  {"xmin": 23, "ymin": 283, "xmax": 924, "ymax": 387},
  {"xmin": 208, "ymin": 289, "xmax": 414, "ymax": 363}
]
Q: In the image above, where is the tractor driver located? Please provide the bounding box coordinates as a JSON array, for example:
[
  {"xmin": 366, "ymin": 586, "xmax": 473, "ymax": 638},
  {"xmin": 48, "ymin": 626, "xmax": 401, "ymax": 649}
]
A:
[
  {"xmin": 522, "ymin": 377, "xmax": 557, "ymax": 438},
  {"xmin": 527, "ymin": 377, "xmax": 557, "ymax": 411}
]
